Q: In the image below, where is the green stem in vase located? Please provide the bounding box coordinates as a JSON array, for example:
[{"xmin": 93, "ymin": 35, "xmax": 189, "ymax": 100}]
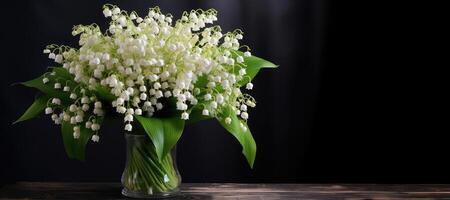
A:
[{"xmin": 122, "ymin": 137, "xmax": 179, "ymax": 194}]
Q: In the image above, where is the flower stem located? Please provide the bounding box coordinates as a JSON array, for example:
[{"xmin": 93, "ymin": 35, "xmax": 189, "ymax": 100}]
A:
[{"xmin": 122, "ymin": 139, "xmax": 179, "ymax": 194}]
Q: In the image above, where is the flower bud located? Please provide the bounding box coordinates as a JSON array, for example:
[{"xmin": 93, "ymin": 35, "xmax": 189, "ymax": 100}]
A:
[
  {"xmin": 204, "ymin": 94, "xmax": 212, "ymax": 101},
  {"xmin": 241, "ymin": 112, "xmax": 249, "ymax": 120},
  {"xmin": 91, "ymin": 123, "xmax": 100, "ymax": 131},
  {"xmin": 112, "ymin": 7, "xmax": 121, "ymax": 15},
  {"xmin": 246, "ymin": 82, "xmax": 253, "ymax": 90},
  {"xmin": 124, "ymin": 123, "xmax": 133, "ymax": 131},
  {"xmin": 124, "ymin": 114, "xmax": 133, "ymax": 122},
  {"xmin": 116, "ymin": 106, "xmax": 126, "ymax": 114},
  {"xmin": 52, "ymin": 98, "xmax": 61, "ymax": 105},
  {"xmin": 135, "ymin": 108, "xmax": 142, "ymax": 115},
  {"xmin": 69, "ymin": 104, "xmax": 77, "ymax": 112},
  {"xmin": 210, "ymin": 101, "xmax": 217, "ymax": 109},
  {"xmin": 75, "ymin": 115, "xmax": 83, "ymax": 123},
  {"xmin": 103, "ymin": 8, "xmax": 112, "ymax": 17},
  {"xmin": 45, "ymin": 107, "xmax": 53, "ymax": 114},
  {"xmin": 225, "ymin": 117, "xmax": 232, "ymax": 124},
  {"xmin": 156, "ymin": 103, "xmax": 163, "ymax": 110},
  {"xmin": 85, "ymin": 121, "xmax": 92, "ymax": 129},
  {"xmin": 94, "ymin": 101, "xmax": 102, "ymax": 108},
  {"xmin": 181, "ymin": 112, "xmax": 189, "ymax": 120},
  {"xmin": 91, "ymin": 135, "xmax": 100, "ymax": 142},
  {"xmin": 81, "ymin": 96, "xmax": 89, "ymax": 104},
  {"xmin": 72, "ymin": 132, "xmax": 80, "ymax": 139}
]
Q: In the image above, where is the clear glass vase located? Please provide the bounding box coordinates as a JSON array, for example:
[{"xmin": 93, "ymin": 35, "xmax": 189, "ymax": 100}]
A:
[{"xmin": 121, "ymin": 133, "xmax": 181, "ymax": 198}]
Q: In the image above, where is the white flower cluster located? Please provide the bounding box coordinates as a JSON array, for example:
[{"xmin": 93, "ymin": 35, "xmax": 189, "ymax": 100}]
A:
[
  {"xmin": 42, "ymin": 5, "xmax": 256, "ymax": 140},
  {"xmin": 43, "ymin": 79, "xmax": 104, "ymax": 142}
]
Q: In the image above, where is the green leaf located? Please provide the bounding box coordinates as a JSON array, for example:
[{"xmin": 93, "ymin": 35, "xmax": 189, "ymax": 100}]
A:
[
  {"xmin": 195, "ymin": 75, "xmax": 208, "ymax": 88},
  {"xmin": 13, "ymin": 95, "xmax": 51, "ymax": 124},
  {"xmin": 217, "ymin": 105, "xmax": 257, "ymax": 168},
  {"xmin": 95, "ymin": 86, "xmax": 116, "ymax": 102},
  {"xmin": 186, "ymin": 105, "xmax": 213, "ymax": 124},
  {"xmin": 49, "ymin": 67, "xmax": 73, "ymax": 80},
  {"xmin": 61, "ymin": 121, "xmax": 93, "ymax": 161},
  {"xmin": 232, "ymin": 51, "xmax": 278, "ymax": 86},
  {"xmin": 135, "ymin": 116, "xmax": 185, "ymax": 160},
  {"xmin": 20, "ymin": 72, "xmax": 71, "ymax": 102}
]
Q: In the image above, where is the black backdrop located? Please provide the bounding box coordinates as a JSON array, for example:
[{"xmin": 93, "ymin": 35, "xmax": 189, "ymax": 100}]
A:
[{"xmin": 0, "ymin": 0, "xmax": 447, "ymax": 184}]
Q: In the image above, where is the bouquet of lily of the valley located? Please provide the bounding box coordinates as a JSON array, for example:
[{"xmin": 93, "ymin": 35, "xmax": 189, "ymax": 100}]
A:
[{"xmin": 15, "ymin": 4, "xmax": 277, "ymax": 198}]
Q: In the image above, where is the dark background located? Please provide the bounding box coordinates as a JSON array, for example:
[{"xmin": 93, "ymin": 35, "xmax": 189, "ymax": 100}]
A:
[{"xmin": 0, "ymin": 0, "xmax": 446, "ymax": 184}]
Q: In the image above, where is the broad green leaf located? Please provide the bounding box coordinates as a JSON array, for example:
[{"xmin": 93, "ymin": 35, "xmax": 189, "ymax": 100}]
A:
[
  {"xmin": 49, "ymin": 67, "xmax": 73, "ymax": 80},
  {"xmin": 20, "ymin": 68, "xmax": 74, "ymax": 103},
  {"xmin": 135, "ymin": 116, "xmax": 185, "ymax": 160},
  {"xmin": 195, "ymin": 75, "xmax": 208, "ymax": 89},
  {"xmin": 232, "ymin": 51, "xmax": 278, "ymax": 86},
  {"xmin": 186, "ymin": 105, "xmax": 213, "ymax": 124},
  {"xmin": 13, "ymin": 95, "xmax": 51, "ymax": 124},
  {"xmin": 95, "ymin": 86, "xmax": 116, "ymax": 102},
  {"xmin": 217, "ymin": 105, "xmax": 257, "ymax": 168},
  {"xmin": 21, "ymin": 75, "xmax": 70, "ymax": 102},
  {"xmin": 61, "ymin": 121, "xmax": 93, "ymax": 161},
  {"xmin": 50, "ymin": 67, "xmax": 82, "ymax": 94}
]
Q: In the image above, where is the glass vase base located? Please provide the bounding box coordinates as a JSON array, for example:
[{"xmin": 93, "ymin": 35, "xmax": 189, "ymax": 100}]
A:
[{"xmin": 121, "ymin": 187, "xmax": 180, "ymax": 199}]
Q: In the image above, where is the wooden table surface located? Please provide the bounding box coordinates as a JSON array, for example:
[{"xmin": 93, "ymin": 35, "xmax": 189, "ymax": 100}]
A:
[{"xmin": 2, "ymin": 182, "xmax": 450, "ymax": 199}]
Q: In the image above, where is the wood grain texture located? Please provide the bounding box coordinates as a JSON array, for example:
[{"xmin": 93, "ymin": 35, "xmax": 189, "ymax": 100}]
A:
[{"xmin": 2, "ymin": 182, "xmax": 450, "ymax": 199}]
